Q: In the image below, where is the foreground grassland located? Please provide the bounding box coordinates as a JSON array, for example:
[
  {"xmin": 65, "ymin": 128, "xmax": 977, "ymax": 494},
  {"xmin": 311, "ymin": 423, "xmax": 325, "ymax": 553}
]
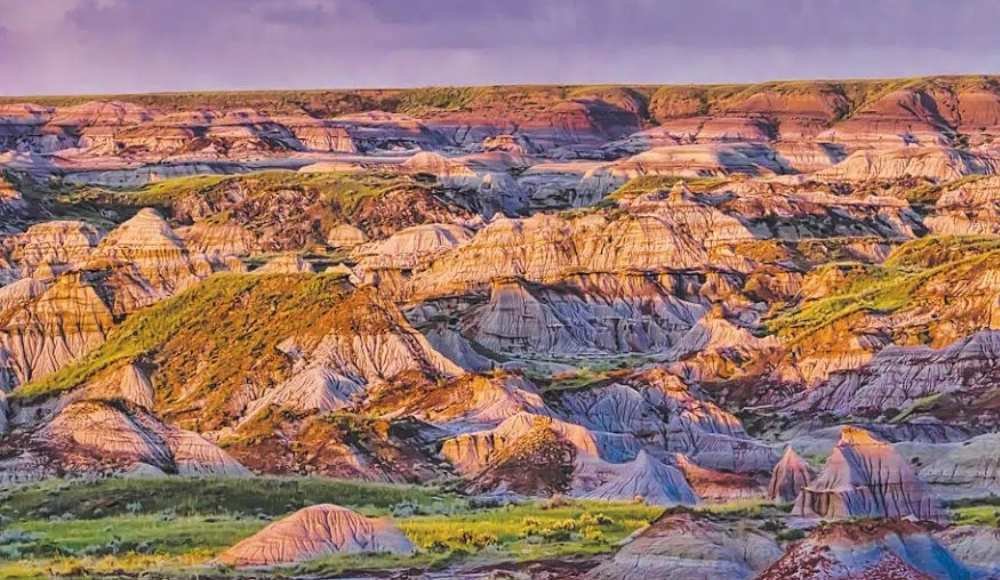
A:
[{"xmin": 0, "ymin": 477, "xmax": 662, "ymax": 579}]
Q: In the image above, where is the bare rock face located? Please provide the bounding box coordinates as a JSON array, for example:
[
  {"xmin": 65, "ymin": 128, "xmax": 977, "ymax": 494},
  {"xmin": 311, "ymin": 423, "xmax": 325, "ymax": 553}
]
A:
[
  {"xmin": 550, "ymin": 368, "xmax": 778, "ymax": 474},
  {"xmin": 768, "ymin": 446, "xmax": 814, "ymax": 502},
  {"xmin": 816, "ymin": 145, "xmax": 995, "ymax": 181},
  {"xmin": 791, "ymin": 331, "xmax": 1000, "ymax": 418},
  {"xmin": 16, "ymin": 398, "xmax": 250, "ymax": 479},
  {"xmin": 178, "ymin": 222, "xmax": 256, "ymax": 258},
  {"xmin": 936, "ymin": 525, "xmax": 1000, "ymax": 577},
  {"xmin": 353, "ymin": 223, "xmax": 473, "ymax": 271},
  {"xmin": 5, "ymin": 220, "xmax": 102, "ymax": 278},
  {"xmin": 586, "ymin": 511, "xmax": 782, "ymax": 580},
  {"xmin": 758, "ymin": 519, "xmax": 972, "ymax": 580},
  {"xmin": 0, "ymin": 273, "xmax": 115, "ymax": 388},
  {"xmin": 218, "ymin": 504, "xmax": 414, "ymax": 567},
  {"xmin": 409, "ymin": 198, "xmax": 757, "ymax": 300},
  {"xmin": 926, "ymin": 176, "xmax": 1000, "ymax": 235},
  {"xmin": 580, "ymin": 450, "xmax": 697, "ymax": 506},
  {"xmin": 84, "ymin": 362, "xmax": 156, "ymax": 410},
  {"xmin": 919, "ymin": 432, "xmax": 1000, "ymax": 494},
  {"xmin": 817, "ymin": 89, "xmax": 953, "ymax": 148},
  {"xmin": 793, "ymin": 427, "xmax": 945, "ymax": 521},
  {"xmin": 457, "ymin": 274, "xmax": 704, "ymax": 358}
]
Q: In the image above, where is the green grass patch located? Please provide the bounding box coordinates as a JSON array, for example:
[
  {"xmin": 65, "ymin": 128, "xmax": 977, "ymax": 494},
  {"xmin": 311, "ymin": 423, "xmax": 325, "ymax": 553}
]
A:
[
  {"xmin": 0, "ymin": 476, "xmax": 464, "ymax": 522},
  {"xmin": 398, "ymin": 500, "xmax": 661, "ymax": 562},
  {"xmin": 946, "ymin": 495, "xmax": 1000, "ymax": 527}
]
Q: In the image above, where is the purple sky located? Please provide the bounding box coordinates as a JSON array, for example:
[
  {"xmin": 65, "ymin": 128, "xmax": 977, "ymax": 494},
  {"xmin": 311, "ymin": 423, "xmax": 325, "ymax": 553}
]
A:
[{"xmin": 2, "ymin": 0, "xmax": 1000, "ymax": 96}]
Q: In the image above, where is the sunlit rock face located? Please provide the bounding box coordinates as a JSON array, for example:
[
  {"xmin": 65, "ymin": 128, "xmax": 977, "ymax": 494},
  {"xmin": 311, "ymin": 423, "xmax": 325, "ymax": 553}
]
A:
[
  {"xmin": 793, "ymin": 427, "xmax": 945, "ymax": 521},
  {"xmin": 0, "ymin": 398, "xmax": 249, "ymax": 482},
  {"xmin": 927, "ymin": 176, "xmax": 1000, "ymax": 235}
]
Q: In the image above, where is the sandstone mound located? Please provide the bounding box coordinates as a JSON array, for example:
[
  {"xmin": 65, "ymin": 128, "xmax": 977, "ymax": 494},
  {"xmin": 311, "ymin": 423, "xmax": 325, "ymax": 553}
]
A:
[
  {"xmin": 793, "ymin": 427, "xmax": 945, "ymax": 521},
  {"xmin": 354, "ymin": 223, "xmax": 473, "ymax": 271},
  {"xmin": 768, "ymin": 446, "xmax": 814, "ymax": 502},
  {"xmin": 7, "ymin": 220, "xmax": 102, "ymax": 277},
  {"xmin": 586, "ymin": 511, "xmax": 781, "ymax": 580},
  {"xmin": 326, "ymin": 224, "xmax": 367, "ymax": 248},
  {"xmin": 0, "ymin": 273, "xmax": 116, "ymax": 388},
  {"xmin": 218, "ymin": 504, "xmax": 414, "ymax": 567},
  {"xmin": 758, "ymin": 519, "xmax": 971, "ymax": 580},
  {"xmin": 580, "ymin": 450, "xmax": 698, "ymax": 506},
  {"xmin": 926, "ymin": 176, "xmax": 1000, "ymax": 236}
]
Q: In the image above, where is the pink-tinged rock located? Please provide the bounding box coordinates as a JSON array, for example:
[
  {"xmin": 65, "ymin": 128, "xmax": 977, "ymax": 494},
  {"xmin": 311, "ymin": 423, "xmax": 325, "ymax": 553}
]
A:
[
  {"xmin": 218, "ymin": 504, "xmax": 414, "ymax": 567},
  {"xmin": 768, "ymin": 446, "xmax": 814, "ymax": 502}
]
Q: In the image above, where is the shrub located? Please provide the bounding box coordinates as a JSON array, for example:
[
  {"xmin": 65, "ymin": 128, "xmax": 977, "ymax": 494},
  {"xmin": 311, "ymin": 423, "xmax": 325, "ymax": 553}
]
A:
[{"xmin": 777, "ymin": 528, "xmax": 807, "ymax": 542}]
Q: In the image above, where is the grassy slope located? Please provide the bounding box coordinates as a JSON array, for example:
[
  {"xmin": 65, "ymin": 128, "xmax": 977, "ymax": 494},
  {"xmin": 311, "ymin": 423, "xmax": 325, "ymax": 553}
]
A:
[
  {"xmin": 14, "ymin": 273, "xmax": 353, "ymax": 410},
  {"xmin": 766, "ymin": 236, "xmax": 1000, "ymax": 344}
]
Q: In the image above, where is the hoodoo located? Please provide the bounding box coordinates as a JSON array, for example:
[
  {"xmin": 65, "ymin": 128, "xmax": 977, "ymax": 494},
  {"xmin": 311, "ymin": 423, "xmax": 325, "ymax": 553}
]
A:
[
  {"xmin": 768, "ymin": 446, "xmax": 814, "ymax": 502},
  {"xmin": 793, "ymin": 427, "xmax": 945, "ymax": 521}
]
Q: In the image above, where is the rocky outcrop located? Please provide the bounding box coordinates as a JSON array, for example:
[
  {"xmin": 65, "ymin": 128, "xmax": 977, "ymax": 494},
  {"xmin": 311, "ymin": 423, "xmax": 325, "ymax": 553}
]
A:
[
  {"xmin": 758, "ymin": 519, "xmax": 972, "ymax": 580},
  {"xmin": 0, "ymin": 273, "xmax": 115, "ymax": 388},
  {"xmin": 353, "ymin": 223, "xmax": 473, "ymax": 272},
  {"xmin": 767, "ymin": 446, "xmax": 814, "ymax": 502},
  {"xmin": 549, "ymin": 368, "xmax": 778, "ymax": 473},
  {"xmin": 579, "ymin": 450, "xmax": 698, "ymax": 506},
  {"xmin": 791, "ymin": 331, "xmax": 1000, "ymax": 418},
  {"xmin": 936, "ymin": 525, "xmax": 1000, "ymax": 577},
  {"xmin": 457, "ymin": 275, "xmax": 704, "ymax": 358},
  {"xmin": 586, "ymin": 511, "xmax": 782, "ymax": 580},
  {"xmin": 5, "ymin": 220, "xmax": 102, "ymax": 278},
  {"xmin": 793, "ymin": 427, "xmax": 945, "ymax": 521},
  {"xmin": 218, "ymin": 504, "xmax": 414, "ymax": 567},
  {"xmin": 926, "ymin": 176, "xmax": 1000, "ymax": 235},
  {"xmin": 816, "ymin": 146, "xmax": 995, "ymax": 181},
  {"xmin": 0, "ymin": 398, "xmax": 250, "ymax": 480}
]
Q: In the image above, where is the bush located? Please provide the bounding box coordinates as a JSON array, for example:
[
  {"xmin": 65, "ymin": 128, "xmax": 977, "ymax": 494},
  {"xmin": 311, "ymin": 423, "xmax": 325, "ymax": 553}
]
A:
[
  {"xmin": 457, "ymin": 531, "xmax": 498, "ymax": 549},
  {"xmin": 777, "ymin": 528, "xmax": 807, "ymax": 542}
]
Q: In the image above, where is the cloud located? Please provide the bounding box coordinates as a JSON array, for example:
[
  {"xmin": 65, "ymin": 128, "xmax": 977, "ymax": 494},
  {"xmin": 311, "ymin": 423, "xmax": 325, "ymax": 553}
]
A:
[{"xmin": 1, "ymin": 0, "xmax": 999, "ymax": 95}]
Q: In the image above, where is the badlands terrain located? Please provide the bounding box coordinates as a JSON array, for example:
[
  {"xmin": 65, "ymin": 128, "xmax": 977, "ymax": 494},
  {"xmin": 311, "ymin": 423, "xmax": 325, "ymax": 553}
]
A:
[{"xmin": 0, "ymin": 76, "xmax": 998, "ymax": 578}]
